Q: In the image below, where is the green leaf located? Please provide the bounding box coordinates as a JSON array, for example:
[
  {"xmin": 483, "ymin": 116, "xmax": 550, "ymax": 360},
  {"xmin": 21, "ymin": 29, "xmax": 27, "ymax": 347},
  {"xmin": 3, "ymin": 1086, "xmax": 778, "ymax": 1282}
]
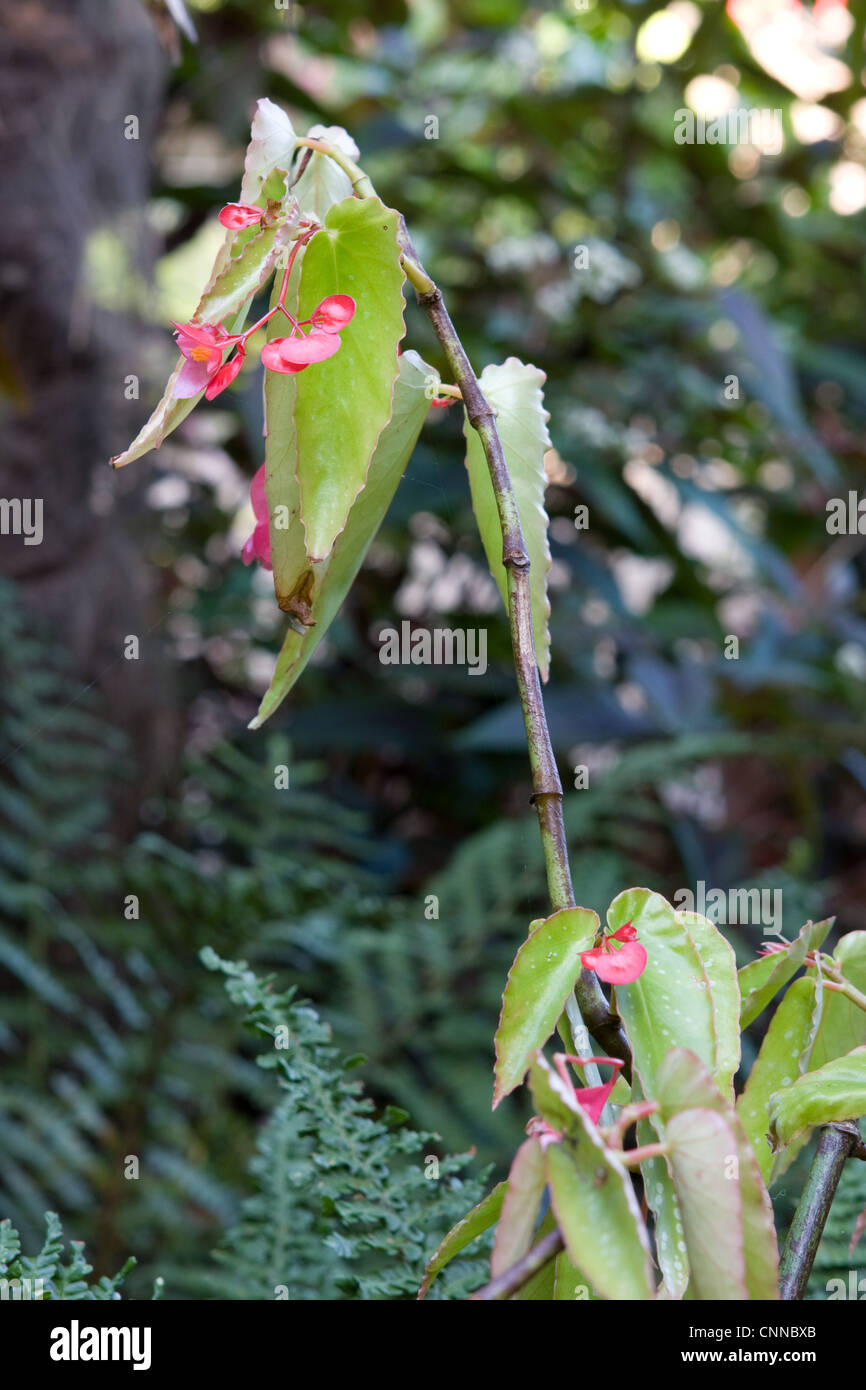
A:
[
  {"xmin": 490, "ymin": 1137, "xmax": 546, "ymax": 1277},
  {"xmin": 294, "ymin": 197, "xmax": 406, "ymax": 561},
  {"xmin": 251, "ymin": 349, "xmax": 435, "ymax": 727},
  {"xmin": 240, "ymin": 98, "xmax": 298, "ymax": 204},
  {"xmin": 553, "ymin": 1248, "xmax": 596, "ymax": 1300},
  {"xmin": 463, "ymin": 358, "xmax": 552, "ymax": 680},
  {"xmin": 738, "ymin": 918, "xmax": 832, "ymax": 1028},
  {"xmin": 768, "ymin": 1046, "xmax": 866, "ymax": 1150},
  {"xmin": 664, "ymin": 1108, "xmax": 751, "ymax": 1300},
  {"xmin": 528, "ymin": 1051, "xmax": 587, "ymax": 1136},
  {"xmin": 737, "ymin": 977, "xmax": 817, "ymax": 1183},
  {"xmin": 292, "ymin": 124, "xmax": 359, "ymax": 220},
  {"xmin": 493, "ymin": 907, "xmax": 599, "ymax": 1108},
  {"xmin": 195, "ymin": 219, "xmax": 296, "ymax": 328},
  {"xmin": 678, "ymin": 909, "xmax": 741, "ymax": 1094},
  {"xmin": 607, "ymin": 889, "xmax": 739, "ymax": 1099},
  {"xmin": 418, "ymin": 1181, "xmax": 506, "ymax": 1299},
  {"xmin": 808, "ymin": 931, "xmax": 866, "ymax": 1069},
  {"xmin": 656, "ymin": 1048, "xmax": 779, "ymax": 1300},
  {"xmin": 544, "ymin": 1131, "xmax": 654, "ymax": 1300},
  {"xmin": 637, "ymin": 1113, "xmax": 689, "ymax": 1298}
]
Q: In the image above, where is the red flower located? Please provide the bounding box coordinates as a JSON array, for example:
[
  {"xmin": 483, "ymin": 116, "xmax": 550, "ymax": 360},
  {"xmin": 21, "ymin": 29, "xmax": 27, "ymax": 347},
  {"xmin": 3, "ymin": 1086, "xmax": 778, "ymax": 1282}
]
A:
[
  {"xmin": 308, "ymin": 294, "xmax": 356, "ymax": 334},
  {"xmin": 172, "ymin": 321, "xmax": 240, "ymax": 399},
  {"xmin": 241, "ymin": 464, "xmax": 272, "ymax": 571},
  {"xmin": 219, "ymin": 202, "xmax": 264, "ymax": 231},
  {"xmin": 555, "ymin": 1053, "xmax": 624, "ymax": 1124},
  {"xmin": 205, "ymin": 344, "xmax": 245, "ymax": 401},
  {"xmin": 581, "ymin": 922, "xmax": 647, "ymax": 985},
  {"xmin": 261, "ymin": 330, "xmax": 342, "ymax": 374}
]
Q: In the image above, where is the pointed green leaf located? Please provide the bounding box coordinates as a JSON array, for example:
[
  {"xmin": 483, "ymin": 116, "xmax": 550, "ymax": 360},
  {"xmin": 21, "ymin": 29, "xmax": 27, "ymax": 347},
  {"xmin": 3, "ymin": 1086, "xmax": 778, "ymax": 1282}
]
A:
[
  {"xmin": 544, "ymin": 1131, "xmax": 655, "ymax": 1300},
  {"xmin": 463, "ymin": 358, "xmax": 552, "ymax": 680},
  {"xmin": 194, "ymin": 218, "xmax": 296, "ymax": 328},
  {"xmin": 768, "ymin": 1046, "xmax": 866, "ymax": 1150},
  {"xmin": 490, "ymin": 1137, "xmax": 546, "ymax": 1278},
  {"xmin": 656, "ymin": 1048, "xmax": 779, "ymax": 1300},
  {"xmin": 808, "ymin": 931, "xmax": 866, "ymax": 1069},
  {"xmin": 737, "ymin": 976, "xmax": 817, "ymax": 1183},
  {"xmin": 738, "ymin": 918, "xmax": 832, "ymax": 1028},
  {"xmin": 418, "ymin": 1181, "xmax": 506, "ymax": 1300},
  {"xmin": 293, "ymin": 197, "xmax": 406, "ymax": 561},
  {"xmin": 240, "ymin": 98, "xmax": 298, "ymax": 204},
  {"xmin": 553, "ymin": 1248, "xmax": 596, "ymax": 1300},
  {"xmin": 664, "ymin": 1108, "xmax": 750, "ymax": 1300},
  {"xmin": 637, "ymin": 1114, "xmax": 689, "ymax": 1298},
  {"xmin": 528, "ymin": 1051, "xmax": 587, "ymax": 1136},
  {"xmin": 678, "ymin": 909, "xmax": 741, "ymax": 1094},
  {"xmin": 493, "ymin": 907, "xmax": 599, "ymax": 1108},
  {"xmin": 607, "ymin": 889, "xmax": 738, "ymax": 1098},
  {"xmin": 251, "ymin": 350, "xmax": 434, "ymax": 727},
  {"xmin": 292, "ymin": 124, "xmax": 358, "ymax": 220}
]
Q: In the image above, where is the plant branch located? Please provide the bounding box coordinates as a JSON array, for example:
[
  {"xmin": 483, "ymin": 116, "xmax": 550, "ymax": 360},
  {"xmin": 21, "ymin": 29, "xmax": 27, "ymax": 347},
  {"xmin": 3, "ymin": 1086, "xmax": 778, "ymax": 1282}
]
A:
[
  {"xmin": 400, "ymin": 221, "xmax": 630, "ymax": 1072},
  {"xmin": 297, "ymin": 136, "xmax": 631, "ymax": 1073},
  {"xmin": 778, "ymin": 1122, "xmax": 863, "ymax": 1299},
  {"xmin": 470, "ymin": 1227, "xmax": 565, "ymax": 1301}
]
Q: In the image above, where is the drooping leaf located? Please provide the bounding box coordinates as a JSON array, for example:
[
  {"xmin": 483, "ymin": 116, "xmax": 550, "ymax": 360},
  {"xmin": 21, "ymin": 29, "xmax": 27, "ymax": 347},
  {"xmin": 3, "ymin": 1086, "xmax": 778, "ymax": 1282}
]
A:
[
  {"xmin": 737, "ymin": 977, "xmax": 817, "ymax": 1183},
  {"xmin": 251, "ymin": 349, "xmax": 434, "ymax": 727},
  {"xmin": 656, "ymin": 1048, "xmax": 779, "ymax": 1299},
  {"xmin": 240, "ymin": 98, "xmax": 298, "ymax": 204},
  {"xmin": 678, "ymin": 909, "xmax": 741, "ymax": 1094},
  {"xmin": 111, "ymin": 98, "xmax": 301, "ymax": 472},
  {"xmin": 553, "ymin": 1247, "xmax": 596, "ymax": 1300},
  {"xmin": 544, "ymin": 1132, "xmax": 654, "ymax": 1301},
  {"xmin": 664, "ymin": 1108, "xmax": 750, "ymax": 1300},
  {"xmin": 418, "ymin": 1181, "xmax": 506, "ymax": 1299},
  {"xmin": 110, "ymin": 220, "xmax": 294, "ymax": 470},
  {"xmin": 193, "ymin": 218, "xmax": 296, "ymax": 329},
  {"xmin": 606, "ymin": 889, "xmax": 737, "ymax": 1098},
  {"xmin": 808, "ymin": 931, "xmax": 866, "ymax": 1069},
  {"xmin": 463, "ymin": 358, "xmax": 553, "ymax": 680},
  {"xmin": 291, "ymin": 197, "xmax": 406, "ymax": 561},
  {"xmin": 490, "ymin": 1137, "xmax": 546, "ymax": 1278},
  {"xmin": 738, "ymin": 918, "xmax": 832, "ymax": 1029},
  {"xmin": 493, "ymin": 907, "xmax": 599, "ymax": 1108},
  {"xmin": 768, "ymin": 1046, "xmax": 866, "ymax": 1150},
  {"xmin": 637, "ymin": 1113, "xmax": 689, "ymax": 1299}
]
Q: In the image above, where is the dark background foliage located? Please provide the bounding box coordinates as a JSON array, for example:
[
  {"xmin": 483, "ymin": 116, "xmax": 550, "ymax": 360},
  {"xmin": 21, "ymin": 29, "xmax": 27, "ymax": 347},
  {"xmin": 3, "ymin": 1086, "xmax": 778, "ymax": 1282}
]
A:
[{"xmin": 0, "ymin": 0, "xmax": 864, "ymax": 1297}]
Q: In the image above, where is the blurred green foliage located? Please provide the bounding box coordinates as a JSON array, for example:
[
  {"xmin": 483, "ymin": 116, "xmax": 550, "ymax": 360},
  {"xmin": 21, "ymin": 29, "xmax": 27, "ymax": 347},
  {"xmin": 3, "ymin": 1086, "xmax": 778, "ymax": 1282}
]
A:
[{"xmin": 3, "ymin": 0, "xmax": 866, "ymax": 1294}]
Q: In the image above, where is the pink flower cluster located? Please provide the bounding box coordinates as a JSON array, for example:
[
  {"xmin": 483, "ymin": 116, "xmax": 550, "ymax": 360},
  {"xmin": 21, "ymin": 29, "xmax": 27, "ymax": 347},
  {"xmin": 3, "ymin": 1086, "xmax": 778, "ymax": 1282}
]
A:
[{"xmin": 172, "ymin": 203, "xmax": 356, "ymax": 406}]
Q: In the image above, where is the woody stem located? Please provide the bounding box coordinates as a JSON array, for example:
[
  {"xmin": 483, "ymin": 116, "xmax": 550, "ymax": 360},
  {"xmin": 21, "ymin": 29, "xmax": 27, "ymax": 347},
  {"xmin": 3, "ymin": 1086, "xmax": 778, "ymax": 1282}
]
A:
[
  {"xmin": 779, "ymin": 1123, "xmax": 865, "ymax": 1299},
  {"xmin": 470, "ymin": 1228, "xmax": 565, "ymax": 1301},
  {"xmin": 403, "ymin": 228, "xmax": 630, "ymax": 1072}
]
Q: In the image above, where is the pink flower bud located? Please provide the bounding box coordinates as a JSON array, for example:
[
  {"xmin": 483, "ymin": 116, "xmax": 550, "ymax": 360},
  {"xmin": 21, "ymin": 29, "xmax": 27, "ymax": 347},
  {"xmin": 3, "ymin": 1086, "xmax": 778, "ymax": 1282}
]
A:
[
  {"xmin": 219, "ymin": 202, "xmax": 265, "ymax": 231},
  {"xmin": 308, "ymin": 294, "xmax": 356, "ymax": 334},
  {"xmin": 241, "ymin": 464, "xmax": 272, "ymax": 570},
  {"xmin": 205, "ymin": 345, "xmax": 245, "ymax": 400}
]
